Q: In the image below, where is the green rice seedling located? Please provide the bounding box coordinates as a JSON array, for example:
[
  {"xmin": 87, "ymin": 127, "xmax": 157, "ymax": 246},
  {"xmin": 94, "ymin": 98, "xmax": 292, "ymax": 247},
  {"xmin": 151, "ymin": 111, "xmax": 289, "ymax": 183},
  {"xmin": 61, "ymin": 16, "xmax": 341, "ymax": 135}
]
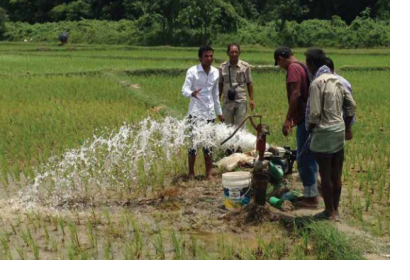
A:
[
  {"xmin": 153, "ymin": 226, "xmax": 165, "ymax": 260},
  {"xmin": 104, "ymin": 236, "xmax": 114, "ymax": 260},
  {"xmin": 170, "ymin": 229, "xmax": 185, "ymax": 260},
  {"xmin": 0, "ymin": 232, "xmax": 12, "ymax": 260},
  {"xmin": 16, "ymin": 243, "xmax": 27, "ymax": 260}
]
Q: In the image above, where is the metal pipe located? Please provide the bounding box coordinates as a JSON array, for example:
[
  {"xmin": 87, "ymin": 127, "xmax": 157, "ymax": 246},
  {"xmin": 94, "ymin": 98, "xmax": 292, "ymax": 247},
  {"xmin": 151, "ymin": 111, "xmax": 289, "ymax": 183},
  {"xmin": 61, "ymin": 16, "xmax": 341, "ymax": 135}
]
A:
[{"xmin": 220, "ymin": 115, "xmax": 262, "ymax": 146}]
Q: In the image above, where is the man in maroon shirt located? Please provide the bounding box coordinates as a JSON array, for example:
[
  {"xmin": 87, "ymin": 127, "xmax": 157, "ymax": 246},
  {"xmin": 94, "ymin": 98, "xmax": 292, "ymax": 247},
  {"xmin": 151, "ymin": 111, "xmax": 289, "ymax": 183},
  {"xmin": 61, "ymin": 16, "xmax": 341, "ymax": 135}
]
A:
[{"xmin": 274, "ymin": 46, "xmax": 319, "ymax": 208}]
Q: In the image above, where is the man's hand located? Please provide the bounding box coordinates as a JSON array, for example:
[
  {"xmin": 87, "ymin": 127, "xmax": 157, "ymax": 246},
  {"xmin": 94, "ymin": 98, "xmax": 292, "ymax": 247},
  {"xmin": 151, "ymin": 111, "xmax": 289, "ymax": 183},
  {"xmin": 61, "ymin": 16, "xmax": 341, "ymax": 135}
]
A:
[
  {"xmin": 250, "ymin": 100, "xmax": 255, "ymax": 111},
  {"xmin": 282, "ymin": 119, "xmax": 292, "ymax": 137},
  {"xmin": 344, "ymin": 118, "xmax": 354, "ymax": 141},
  {"xmin": 345, "ymin": 128, "xmax": 353, "ymax": 140},
  {"xmin": 218, "ymin": 115, "xmax": 225, "ymax": 123},
  {"xmin": 191, "ymin": 88, "xmax": 202, "ymax": 99}
]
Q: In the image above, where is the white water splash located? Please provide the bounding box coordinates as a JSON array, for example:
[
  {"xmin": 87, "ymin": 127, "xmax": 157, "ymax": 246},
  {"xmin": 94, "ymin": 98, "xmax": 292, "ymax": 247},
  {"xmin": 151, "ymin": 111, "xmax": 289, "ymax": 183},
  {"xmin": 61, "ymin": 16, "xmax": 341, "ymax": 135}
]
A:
[{"xmin": 12, "ymin": 116, "xmax": 263, "ymax": 210}]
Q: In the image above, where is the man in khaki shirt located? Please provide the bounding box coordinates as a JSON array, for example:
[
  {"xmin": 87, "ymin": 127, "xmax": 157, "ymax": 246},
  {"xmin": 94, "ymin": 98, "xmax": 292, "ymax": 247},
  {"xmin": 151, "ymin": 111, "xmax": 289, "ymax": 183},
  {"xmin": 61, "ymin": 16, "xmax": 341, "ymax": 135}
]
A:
[
  {"xmin": 305, "ymin": 47, "xmax": 356, "ymax": 221},
  {"xmin": 308, "ymin": 73, "xmax": 356, "ymax": 154},
  {"xmin": 219, "ymin": 44, "xmax": 254, "ymax": 128}
]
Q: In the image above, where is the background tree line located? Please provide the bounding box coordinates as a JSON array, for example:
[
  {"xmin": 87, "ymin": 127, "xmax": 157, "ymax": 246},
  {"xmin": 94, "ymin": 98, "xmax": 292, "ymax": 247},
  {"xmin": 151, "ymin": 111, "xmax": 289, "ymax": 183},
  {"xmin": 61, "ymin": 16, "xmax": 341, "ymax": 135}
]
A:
[{"xmin": 0, "ymin": 0, "xmax": 390, "ymax": 47}]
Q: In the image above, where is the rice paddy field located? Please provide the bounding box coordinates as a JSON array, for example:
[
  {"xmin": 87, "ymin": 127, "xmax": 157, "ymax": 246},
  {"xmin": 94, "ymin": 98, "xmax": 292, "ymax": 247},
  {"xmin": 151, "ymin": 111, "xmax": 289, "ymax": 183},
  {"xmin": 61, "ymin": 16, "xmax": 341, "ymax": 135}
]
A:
[{"xmin": 0, "ymin": 42, "xmax": 389, "ymax": 260}]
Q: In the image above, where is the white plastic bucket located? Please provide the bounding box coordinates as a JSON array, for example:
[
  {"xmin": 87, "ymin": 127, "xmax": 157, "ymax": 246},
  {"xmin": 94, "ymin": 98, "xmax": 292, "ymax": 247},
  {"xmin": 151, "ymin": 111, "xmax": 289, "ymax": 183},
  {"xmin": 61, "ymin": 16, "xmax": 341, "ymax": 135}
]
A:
[{"xmin": 222, "ymin": 171, "xmax": 251, "ymax": 209}]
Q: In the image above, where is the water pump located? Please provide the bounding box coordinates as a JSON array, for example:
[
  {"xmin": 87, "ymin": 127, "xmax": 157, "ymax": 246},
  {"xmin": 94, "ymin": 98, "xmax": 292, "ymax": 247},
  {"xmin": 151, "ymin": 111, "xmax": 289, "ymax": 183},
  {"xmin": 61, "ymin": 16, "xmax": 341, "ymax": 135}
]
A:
[
  {"xmin": 221, "ymin": 115, "xmax": 270, "ymax": 205},
  {"xmin": 221, "ymin": 115, "xmax": 297, "ymax": 206}
]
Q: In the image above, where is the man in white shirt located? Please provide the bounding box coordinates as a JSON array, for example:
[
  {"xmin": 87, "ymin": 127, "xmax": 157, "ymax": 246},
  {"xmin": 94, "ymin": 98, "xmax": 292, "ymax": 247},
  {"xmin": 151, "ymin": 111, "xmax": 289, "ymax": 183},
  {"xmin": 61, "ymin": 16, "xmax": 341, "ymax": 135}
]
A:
[{"xmin": 182, "ymin": 45, "xmax": 225, "ymax": 181}]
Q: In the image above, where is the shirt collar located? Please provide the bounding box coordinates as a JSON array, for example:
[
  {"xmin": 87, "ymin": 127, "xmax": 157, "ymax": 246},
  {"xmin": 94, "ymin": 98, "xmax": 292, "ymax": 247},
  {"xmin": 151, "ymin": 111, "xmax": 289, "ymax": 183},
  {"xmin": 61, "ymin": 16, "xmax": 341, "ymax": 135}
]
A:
[
  {"xmin": 314, "ymin": 65, "xmax": 332, "ymax": 80},
  {"xmin": 197, "ymin": 64, "xmax": 217, "ymax": 75},
  {"xmin": 226, "ymin": 59, "xmax": 242, "ymax": 68}
]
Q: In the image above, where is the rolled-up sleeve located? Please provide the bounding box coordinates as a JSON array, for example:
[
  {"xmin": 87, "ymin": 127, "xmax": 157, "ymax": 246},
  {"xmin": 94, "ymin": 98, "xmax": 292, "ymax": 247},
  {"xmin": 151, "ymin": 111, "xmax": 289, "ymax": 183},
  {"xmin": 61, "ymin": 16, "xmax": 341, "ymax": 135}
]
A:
[
  {"xmin": 343, "ymin": 88, "xmax": 357, "ymax": 117},
  {"xmin": 182, "ymin": 69, "xmax": 193, "ymax": 98},
  {"xmin": 245, "ymin": 65, "xmax": 252, "ymax": 84},
  {"xmin": 309, "ymin": 82, "xmax": 322, "ymax": 125},
  {"xmin": 212, "ymin": 73, "xmax": 222, "ymax": 115}
]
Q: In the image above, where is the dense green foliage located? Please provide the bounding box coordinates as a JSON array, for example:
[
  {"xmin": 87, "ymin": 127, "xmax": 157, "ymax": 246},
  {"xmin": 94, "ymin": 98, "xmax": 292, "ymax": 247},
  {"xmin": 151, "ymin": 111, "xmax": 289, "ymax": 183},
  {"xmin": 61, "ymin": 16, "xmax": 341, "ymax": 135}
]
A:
[{"xmin": 0, "ymin": 0, "xmax": 390, "ymax": 47}]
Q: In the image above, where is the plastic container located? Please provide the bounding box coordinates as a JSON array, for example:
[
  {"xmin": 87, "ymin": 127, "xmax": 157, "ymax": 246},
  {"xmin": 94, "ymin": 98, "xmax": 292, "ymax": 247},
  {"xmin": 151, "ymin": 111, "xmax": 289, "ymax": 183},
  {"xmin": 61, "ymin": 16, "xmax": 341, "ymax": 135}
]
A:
[{"xmin": 222, "ymin": 172, "xmax": 251, "ymax": 209}]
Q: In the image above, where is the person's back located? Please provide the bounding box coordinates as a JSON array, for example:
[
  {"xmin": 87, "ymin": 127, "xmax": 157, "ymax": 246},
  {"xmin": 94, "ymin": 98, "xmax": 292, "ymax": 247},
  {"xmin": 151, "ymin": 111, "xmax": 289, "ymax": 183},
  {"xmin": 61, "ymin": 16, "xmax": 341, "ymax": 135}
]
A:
[
  {"xmin": 309, "ymin": 73, "xmax": 356, "ymax": 154},
  {"xmin": 310, "ymin": 73, "xmax": 346, "ymax": 128}
]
